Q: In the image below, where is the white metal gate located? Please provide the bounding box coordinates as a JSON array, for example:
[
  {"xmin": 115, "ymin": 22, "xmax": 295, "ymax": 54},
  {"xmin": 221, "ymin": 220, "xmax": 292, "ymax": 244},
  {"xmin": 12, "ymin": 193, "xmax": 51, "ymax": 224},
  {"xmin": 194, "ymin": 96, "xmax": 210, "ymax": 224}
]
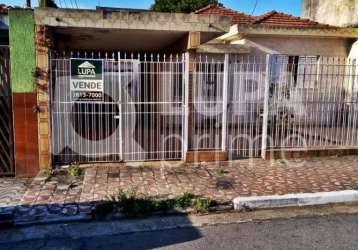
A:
[
  {"xmin": 190, "ymin": 55, "xmax": 267, "ymax": 158},
  {"xmin": 50, "ymin": 52, "xmax": 185, "ymax": 164},
  {"xmin": 227, "ymin": 56, "xmax": 266, "ymax": 158}
]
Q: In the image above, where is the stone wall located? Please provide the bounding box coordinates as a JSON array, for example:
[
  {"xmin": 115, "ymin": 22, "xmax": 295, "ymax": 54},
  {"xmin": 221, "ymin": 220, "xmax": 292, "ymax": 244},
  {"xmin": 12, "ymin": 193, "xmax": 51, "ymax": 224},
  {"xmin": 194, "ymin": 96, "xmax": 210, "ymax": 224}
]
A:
[{"xmin": 302, "ymin": 0, "xmax": 358, "ymax": 27}]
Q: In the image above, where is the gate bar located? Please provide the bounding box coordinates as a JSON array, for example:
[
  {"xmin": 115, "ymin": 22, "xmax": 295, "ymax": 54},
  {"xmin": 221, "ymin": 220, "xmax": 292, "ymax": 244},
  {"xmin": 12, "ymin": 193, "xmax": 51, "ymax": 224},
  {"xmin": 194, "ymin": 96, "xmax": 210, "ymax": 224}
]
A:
[
  {"xmin": 118, "ymin": 52, "xmax": 123, "ymax": 160},
  {"xmin": 261, "ymin": 54, "xmax": 271, "ymax": 158},
  {"xmin": 183, "ymin": 52, "xmax": 190, "ymax": 160},
  {"xmin": 221, "ymin": 53, "xmax": 229, "ymax": 151}
]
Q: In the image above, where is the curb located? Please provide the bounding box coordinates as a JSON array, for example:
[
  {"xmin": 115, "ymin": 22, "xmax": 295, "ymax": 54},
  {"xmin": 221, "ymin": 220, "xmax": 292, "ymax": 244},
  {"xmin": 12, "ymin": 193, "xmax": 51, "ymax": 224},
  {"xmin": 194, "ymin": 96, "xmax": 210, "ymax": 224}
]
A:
[
  {"xmin": 1, "ymin": 204, "xmax": 358, "ymax": 244},
  {"xmin": 13, "ymin": 214, "xmax": 92, "ymax": 227},
  {"xmin": 233, "ymin": 190, "xmax": 358, "ymax": 210},
  {"xmin": 6, "ymin": 203, "xmax": 233, "ymax": 228}
]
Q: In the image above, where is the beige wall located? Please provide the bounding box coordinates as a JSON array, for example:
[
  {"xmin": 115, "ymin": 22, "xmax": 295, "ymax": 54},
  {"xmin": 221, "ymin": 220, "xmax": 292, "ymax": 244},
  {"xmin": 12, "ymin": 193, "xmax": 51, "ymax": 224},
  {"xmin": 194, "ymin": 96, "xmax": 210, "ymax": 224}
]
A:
[
  {"xmin": 302, "ymin": 0, "xmax": 358, "ymax": 27},
  {"xmin": 231, "ymin": 36, "xmax": 350, "ymax": 57},
  {"xmin": 349, "ymin": 40, "xmax": 358, "ymax": 58}
]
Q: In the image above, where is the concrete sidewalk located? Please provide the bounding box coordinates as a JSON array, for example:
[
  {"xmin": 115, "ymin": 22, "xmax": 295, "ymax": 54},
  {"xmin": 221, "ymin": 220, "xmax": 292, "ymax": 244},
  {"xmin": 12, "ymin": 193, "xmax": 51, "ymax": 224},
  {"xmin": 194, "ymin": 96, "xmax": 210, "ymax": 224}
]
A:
[{"xmin": 1, "ymin": 155, "xmax": 358, "ymax": 225}]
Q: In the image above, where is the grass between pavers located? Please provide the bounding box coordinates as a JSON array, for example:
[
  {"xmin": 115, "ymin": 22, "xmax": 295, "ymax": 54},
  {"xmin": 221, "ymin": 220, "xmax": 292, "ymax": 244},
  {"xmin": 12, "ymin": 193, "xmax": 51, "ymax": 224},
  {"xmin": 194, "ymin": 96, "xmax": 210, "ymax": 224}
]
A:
[
  {"xmin": 91, "ymin": 189, "xmax": 220, "ymax": 219},
  {"xmin": 41, "ymin": 162, "xmax": 83, "ymax": 183}
]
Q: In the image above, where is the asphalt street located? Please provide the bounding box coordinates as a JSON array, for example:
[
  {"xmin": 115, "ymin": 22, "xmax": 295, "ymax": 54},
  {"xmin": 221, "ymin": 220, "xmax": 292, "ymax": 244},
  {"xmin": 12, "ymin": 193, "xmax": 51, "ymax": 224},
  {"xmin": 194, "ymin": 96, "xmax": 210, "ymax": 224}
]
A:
[{"xmin": 1, "ymin": 213, "xmax": 357, "ymax": 250}]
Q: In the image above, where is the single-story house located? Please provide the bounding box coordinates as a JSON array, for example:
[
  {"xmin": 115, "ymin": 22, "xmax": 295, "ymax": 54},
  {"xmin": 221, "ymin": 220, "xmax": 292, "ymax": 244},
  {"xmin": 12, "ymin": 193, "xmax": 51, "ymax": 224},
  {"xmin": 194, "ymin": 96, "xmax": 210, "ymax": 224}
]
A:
[{"xmin": 2, "ymin": 4, "xmax": 358, "ymax": 176}]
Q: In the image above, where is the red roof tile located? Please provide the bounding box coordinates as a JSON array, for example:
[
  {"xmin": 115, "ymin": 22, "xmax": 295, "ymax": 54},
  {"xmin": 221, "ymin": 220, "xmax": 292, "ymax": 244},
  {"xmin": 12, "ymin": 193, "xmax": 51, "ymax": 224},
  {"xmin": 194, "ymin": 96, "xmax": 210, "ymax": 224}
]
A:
[
  {"xmin": 0, "ymin": 4, "xmax": 9, "ymax": 14},
  {"xmin": 252, "ymin": 10, "xmax": 335, "ymax": 28},
  {"xmin": 195, "ymin": 5, "xmax": 336, "ymax": 29},
  {"xmin": 194, "ymin": 4, "xmax": 254, "ymax": 25}
]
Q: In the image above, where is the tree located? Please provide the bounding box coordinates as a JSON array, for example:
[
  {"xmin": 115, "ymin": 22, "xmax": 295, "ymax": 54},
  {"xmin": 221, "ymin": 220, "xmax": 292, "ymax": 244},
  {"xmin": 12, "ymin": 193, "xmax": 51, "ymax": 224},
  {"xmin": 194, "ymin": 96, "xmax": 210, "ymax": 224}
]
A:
[
  {"xmin": 38, "ymin": 0, "xmax": 57, "ymax": 8},
  {"xmin": 151, "ymin": 0, "xmax": 221, "ymax": 13}
]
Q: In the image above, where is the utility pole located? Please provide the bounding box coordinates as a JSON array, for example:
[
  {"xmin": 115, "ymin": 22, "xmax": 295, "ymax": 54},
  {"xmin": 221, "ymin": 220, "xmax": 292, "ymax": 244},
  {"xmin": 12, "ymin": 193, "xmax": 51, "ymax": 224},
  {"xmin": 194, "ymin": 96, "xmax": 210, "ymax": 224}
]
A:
[{"xmin": 25, "ymin": 0, "xmax": 31, "ymax": 8}]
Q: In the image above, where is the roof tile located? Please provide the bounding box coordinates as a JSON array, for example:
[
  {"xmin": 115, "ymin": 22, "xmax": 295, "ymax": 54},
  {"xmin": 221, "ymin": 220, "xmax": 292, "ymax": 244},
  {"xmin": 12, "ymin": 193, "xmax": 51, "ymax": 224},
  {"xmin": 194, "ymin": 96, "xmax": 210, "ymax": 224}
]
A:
[
  {"xmin": 195, "ymin": 5, "xmax": 336, "ymax": 29},
  {"xmin": 194, "ymin": 4, "xmax": 254, "ymax": 25},
  {"xmin": 252, "ymin": 10, "xmax": 335, "ymax": 28},
  {"xmin": 0, "ymin": 4, "xmax": 9, "ymax": 14}
]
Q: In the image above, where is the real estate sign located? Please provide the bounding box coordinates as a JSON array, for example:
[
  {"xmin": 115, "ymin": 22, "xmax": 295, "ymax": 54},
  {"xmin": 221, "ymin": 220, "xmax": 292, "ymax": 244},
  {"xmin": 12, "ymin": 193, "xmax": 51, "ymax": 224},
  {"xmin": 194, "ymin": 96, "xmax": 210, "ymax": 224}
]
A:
[{"xmin": 70, "ymin": 59, "xmax": 104, "ymax": 102}]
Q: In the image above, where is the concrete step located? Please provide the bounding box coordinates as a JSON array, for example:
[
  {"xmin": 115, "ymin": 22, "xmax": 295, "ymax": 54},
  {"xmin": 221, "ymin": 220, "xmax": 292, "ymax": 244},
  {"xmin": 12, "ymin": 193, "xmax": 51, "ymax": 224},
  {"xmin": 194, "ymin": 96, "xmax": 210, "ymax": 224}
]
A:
[
  {"xmin": 263, "ymin": 147, "xmax": 358, "ymax": 160},
  {"xmin": 185, "ymin": 151, "xmax": 227, "ymax": 162}
]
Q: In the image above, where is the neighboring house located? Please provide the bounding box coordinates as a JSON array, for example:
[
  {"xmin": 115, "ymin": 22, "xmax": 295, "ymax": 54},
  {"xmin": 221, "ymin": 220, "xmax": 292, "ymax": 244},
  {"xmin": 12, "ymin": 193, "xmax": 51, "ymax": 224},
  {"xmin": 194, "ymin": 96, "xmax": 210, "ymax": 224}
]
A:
[
  {"xmin": 195, "ymin": 4, "xmax": 357, "ymax": 58},
  {"xmin": 300, "ymin": 0, "xmax": 358, "ymax": 59},
  {"xmin": 302, "ymin": 0, "xmax": 358, "ymax": 27},
  {"xmin": 2, "ymin": 5, "xmax": 358, "ymax": 176},
  {"xmin": 0, "ymin": 4, "xmax": 9, "ymax": 45},
  {"xmin": 196, "ymin": 5, "xmax": 358, "ymax": 129}
]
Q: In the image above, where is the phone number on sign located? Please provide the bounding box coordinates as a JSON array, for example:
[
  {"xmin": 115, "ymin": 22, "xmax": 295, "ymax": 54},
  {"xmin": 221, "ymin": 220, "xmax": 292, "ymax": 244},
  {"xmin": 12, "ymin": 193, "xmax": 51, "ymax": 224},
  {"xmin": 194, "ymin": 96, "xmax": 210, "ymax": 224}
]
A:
[{"xmin": 71, "ymin": 91, "xmax": 103, "ymax": 101}]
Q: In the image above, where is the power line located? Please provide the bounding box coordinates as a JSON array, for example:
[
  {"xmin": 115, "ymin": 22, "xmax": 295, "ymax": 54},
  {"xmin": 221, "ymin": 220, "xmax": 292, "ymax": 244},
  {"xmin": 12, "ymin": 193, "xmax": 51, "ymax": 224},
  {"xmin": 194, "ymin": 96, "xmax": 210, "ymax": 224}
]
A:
[{"xmin": 251, "ymin": 0, "xmax": 258, "ymax": 15}]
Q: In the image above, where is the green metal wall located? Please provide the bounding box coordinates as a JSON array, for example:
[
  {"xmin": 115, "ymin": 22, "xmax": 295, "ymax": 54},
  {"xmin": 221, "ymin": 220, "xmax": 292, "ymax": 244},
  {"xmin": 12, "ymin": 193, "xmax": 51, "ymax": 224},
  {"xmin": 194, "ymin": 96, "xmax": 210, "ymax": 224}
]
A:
[{"xmin": 9, "ymin": 9, "xmax": 36, "ymax": 93}]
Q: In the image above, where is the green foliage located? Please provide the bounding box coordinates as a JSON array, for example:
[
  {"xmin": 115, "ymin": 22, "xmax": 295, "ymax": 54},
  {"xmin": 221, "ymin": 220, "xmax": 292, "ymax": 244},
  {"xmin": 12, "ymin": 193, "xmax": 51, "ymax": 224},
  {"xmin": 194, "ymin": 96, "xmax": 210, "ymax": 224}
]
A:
[
  {"xmin": 116, "ymin": 188, "xmax": 176, "ymax": 217},
  {"xmin": 215, "ymin": 167, "xmax": 228, "ymax": 176},
  {"xmin": 151, "ymin": 0, "xmax": 221, "ymax": 13},
  {"xmin": 42, "ymin": 169, "xmax": 54, "ymax": 183},
  {"xmin": 192, "ymin": 197, "xmax": 212, "ymax": 213},
  {"xmin": 97, "ymin": 188, "xmax": 214, "ymax": 218},
  {"xmin": 92, "ymin": 201, "xmax": 115, "ymax": 219},
  {"xmin": 67, "ymin": 162, "xmax": 82, "ymax": 177},
  {"xmin": 38, "ymin": 0, "xmax": 58, "ymax": 7},
  {"xmin": 175, "ymin": 192, "xmax": 194, "ymax": 209}
]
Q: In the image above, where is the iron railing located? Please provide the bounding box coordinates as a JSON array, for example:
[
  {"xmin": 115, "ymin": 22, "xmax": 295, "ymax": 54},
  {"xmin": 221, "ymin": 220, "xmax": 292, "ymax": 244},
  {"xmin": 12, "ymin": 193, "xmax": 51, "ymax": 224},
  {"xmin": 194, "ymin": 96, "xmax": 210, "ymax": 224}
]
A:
[
  {"xmin": 0, "ymin": 46, "xmax": 14, "ymax": 175},
  {"xmin": 49, "ymin": 51, "xmax": 358, "ymax": 164}
]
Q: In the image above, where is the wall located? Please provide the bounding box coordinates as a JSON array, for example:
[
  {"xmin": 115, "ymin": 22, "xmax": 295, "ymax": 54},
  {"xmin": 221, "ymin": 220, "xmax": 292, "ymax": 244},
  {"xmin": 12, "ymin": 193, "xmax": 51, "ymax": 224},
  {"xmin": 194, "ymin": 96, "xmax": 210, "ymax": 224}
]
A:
[
  {"xmin": 34, "ymin": 7, "xmax": 231, "ymax": 33},
  {"xmin": 8, "ymin": 9, "xmax": 39, "ymax": 176},
  {"xmin": 9, "ymin": 9, "xmax": 36, "ymax": 92},
  {"xmin": 302, "ymin": 0, "xmax": 358, "ymax": 27},
  {"xmin": 349, "ymin": 40, "xmax": 358, "ymax": 58},
  {"xmin": 234, "ymin": 36, "xmax": 350, "ymax": 57}
]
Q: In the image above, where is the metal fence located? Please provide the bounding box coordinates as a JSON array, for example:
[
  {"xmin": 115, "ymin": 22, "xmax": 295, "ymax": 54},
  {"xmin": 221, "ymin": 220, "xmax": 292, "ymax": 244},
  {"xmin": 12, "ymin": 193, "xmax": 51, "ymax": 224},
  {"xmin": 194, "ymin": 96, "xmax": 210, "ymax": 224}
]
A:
[
  {"xmin": 0, "ymin": 46, "xmax": 14, "ymax": 175},
  {"xmin": 190, "ymin": 55, "xmax": 266, "ymax": 159},
  {"xmin": 50, "ymin": 52, "xmax": 185, "ymax": 164},
  {"xmin": 190, "ymin": 55, "xmax": 224, "ymax": 151},
  {"xmin": 49, "ymin": 51, "xmax": 358, "ymax": 164},
  {"xmin": 266, "ymin": 56, "xmax": 358, "ymax": 150}
]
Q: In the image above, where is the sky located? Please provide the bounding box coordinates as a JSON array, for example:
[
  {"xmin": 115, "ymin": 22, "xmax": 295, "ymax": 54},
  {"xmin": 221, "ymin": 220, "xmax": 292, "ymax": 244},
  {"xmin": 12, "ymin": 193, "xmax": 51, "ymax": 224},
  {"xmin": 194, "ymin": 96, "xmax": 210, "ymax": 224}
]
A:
[{"xmin": 2, "ymin": 0, "xmax": 302, "ymax": 16}]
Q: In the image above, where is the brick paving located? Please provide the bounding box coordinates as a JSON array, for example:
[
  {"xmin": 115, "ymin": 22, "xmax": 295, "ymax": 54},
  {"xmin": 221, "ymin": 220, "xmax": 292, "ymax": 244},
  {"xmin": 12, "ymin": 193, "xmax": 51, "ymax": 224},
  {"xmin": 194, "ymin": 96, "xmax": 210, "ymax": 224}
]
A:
[
  {"xmin": 0, "ymin": 178, "xmax": 31, "ymax": 215},
  {"xmin": 1, "ymin": 155, "xmax": 358, "ymax": 225},
  {"xmin": 81, "ymin": 156, "xmax": 358, "ymax": 202},
  {"xmin": 13, "ymin": 174, "xmax": 88, "ymax": 224}
]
